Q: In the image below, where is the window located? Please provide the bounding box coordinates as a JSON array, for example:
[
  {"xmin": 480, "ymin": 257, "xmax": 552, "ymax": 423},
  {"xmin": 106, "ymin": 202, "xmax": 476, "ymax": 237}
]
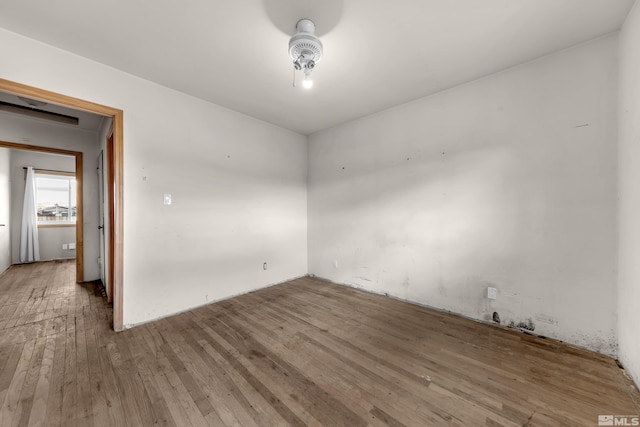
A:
[{"xmin": 35, "ymin": 173, "xmax": 76, "ymax": 225}]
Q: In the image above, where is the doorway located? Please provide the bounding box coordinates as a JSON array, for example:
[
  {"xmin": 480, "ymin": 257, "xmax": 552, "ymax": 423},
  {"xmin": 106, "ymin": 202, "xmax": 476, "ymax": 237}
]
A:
[
  {"xmin": 0, "ymin": 143, "xmax": 82, "ymax": 272},
  {"xmin": 0, "ymin": 78, "xmax": 124, "ymax": 331}
]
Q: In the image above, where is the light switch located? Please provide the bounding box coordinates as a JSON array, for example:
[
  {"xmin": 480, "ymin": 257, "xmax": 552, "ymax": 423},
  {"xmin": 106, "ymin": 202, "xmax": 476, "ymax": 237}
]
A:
[{"xmin": 164, "ymin": 194, "xmax": 172, "ymax": 205}]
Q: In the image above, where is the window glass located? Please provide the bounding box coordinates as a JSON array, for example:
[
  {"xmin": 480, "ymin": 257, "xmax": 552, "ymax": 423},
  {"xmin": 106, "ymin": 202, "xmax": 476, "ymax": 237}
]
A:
[{"xmin": 36, "ymin": 174, "xmax": 76, "ymax": 224}]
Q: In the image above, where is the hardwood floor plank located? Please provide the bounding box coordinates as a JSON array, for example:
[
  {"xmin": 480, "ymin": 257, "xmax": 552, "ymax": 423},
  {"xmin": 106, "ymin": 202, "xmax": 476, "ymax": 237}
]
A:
[
  {"xmin": 0, "ymin": 345, "xmax": 14, "ymax": 376},
  {"xmin": 0, "ymin": 344, "xmax": 24, "ymax": 398},
  {"xmin": 27, "ymin": 336, "xmax": 56, "ymax": 427},
  {"xmin": 142, "ymin": 322, "xmax": 209, "ymax": 427},
  {"xmin": 94, "ymin": 335, "xmax": 126, "ymax": 425},
  {"xmin": 60, "ymin": 330, "xmax": 77, "ymax": 427},
  {"xmin": 15, "ymin": 337, "xmax": 46, "ymax": 427},
  {"xmin": 0, "ymin": 339, "xmax": 36, "ymax": 426},
  {"xmin": 111, "ymin": 329, "xmax": 159, "ymax": 426},
  {"xmin": 135, "ymin": 325, "xmax": 198, "ymax": 427},
  {"xmin": 84, "ymin": 316, "xmax": 109, "ymax": 427},
  {"xmin": 369, "ymin": 406, "xmax": 407, "ymax": 427},
  {"xmin": 74, "ymin": 312, "xmax": 93, "ymax": 426},
  {"xmin": 125, "ymin": 327, "xmax": 177, "ymax": 427},
  {"xmin": 44, "ymin": 333, "xmax": 66, "ymax": 427}
]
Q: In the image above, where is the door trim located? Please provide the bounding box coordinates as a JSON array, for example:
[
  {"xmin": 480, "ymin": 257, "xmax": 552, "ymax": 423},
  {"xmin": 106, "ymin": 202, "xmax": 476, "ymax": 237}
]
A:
[
  {"xmin": 106, "ymin": 127, "xmax": 115, "ymax": 304},
  {"xmin": 0, "ymin": 78, "xmax": 125, "ymax": 332}
]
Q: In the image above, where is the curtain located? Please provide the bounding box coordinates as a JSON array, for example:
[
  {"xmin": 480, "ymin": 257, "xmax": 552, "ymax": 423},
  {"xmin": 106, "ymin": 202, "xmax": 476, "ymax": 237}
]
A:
[{"xmin": 20, "ymin": 166, "xmax": 40, "ymax": 263}]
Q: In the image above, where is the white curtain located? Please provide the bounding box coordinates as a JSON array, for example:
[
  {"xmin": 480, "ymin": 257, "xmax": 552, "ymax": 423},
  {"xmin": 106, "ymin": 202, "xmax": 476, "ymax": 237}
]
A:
[{"xmin": 20, "ymin": 166, "xmax": 40, "ymax": 263}]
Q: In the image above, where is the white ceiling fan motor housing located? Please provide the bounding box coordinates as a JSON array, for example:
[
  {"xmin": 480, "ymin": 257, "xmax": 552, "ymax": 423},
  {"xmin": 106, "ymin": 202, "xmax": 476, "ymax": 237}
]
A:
[{"xmin": 289, "ymin": 19, "xmax": 323, "ymax": 65}]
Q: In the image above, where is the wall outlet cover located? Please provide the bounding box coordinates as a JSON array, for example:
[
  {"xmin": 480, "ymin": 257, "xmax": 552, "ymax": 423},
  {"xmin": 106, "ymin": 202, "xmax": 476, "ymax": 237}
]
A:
[{"xmin": 487, "ymin": 287, "xmax": 498, "ymax": 300}]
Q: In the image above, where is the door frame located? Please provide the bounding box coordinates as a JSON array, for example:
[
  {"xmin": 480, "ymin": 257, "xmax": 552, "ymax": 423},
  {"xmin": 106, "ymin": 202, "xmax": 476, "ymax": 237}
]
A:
[
  {"xmin": 0, "ymin": 78, "xmax": 125, "ymax": 332},
  {"xmin": 106, "ymin": 129, "xmax": 115, "ymax": 303},
  {"xmin": 97, "ymin": 128, "xmax": 116, "ymax": 304},
  {"xmin": 0, "ymin": 142, "xmax": 83, "ymax": 278}
]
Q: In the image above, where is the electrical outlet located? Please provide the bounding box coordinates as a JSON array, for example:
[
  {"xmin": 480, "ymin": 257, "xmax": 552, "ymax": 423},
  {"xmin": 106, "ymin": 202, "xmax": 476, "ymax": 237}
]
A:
[
  {"xmin": 263, "ymin": 262, "xmax": 267, "ymax": 270},
  {"xmin": 69, "ymin": 243, "xmax": 75, "ymax": 250},
  {"xmin": 163, "ymin": 194, "xmax": 172, "ymax": 205},
  {"xmin": 62, "ymin": 244, "xmax": 68, "ymax": 250},
  {"xmin": 487, "ymin": 287, "xmax": 497, "ymax": 300}
]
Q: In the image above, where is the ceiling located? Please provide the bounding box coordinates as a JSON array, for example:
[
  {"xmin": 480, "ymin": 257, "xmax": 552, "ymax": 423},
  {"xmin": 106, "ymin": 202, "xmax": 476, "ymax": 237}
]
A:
[
  {"xmin": 0, "ymin": 91, "xmax": 104, "ymax": 132},
  {"xmin": 0, "ymin": 0, "xmax": 635, "ymax": 135}
]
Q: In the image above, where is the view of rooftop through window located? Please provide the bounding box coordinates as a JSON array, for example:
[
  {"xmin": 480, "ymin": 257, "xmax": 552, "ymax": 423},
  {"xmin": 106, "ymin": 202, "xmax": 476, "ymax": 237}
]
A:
[{"xmin": 36, "ymin": 174, "xmax": 76, "ymax": 224}]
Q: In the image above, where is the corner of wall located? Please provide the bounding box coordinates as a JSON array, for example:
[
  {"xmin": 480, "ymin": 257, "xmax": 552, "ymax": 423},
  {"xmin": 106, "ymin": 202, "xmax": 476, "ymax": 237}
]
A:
[{"xmin": 617, "ymin": 0, "xmax": 640, "ymax": 390}]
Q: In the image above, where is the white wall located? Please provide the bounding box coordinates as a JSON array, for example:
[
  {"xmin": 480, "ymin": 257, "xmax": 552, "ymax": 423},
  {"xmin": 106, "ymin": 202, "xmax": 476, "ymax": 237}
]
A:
[
  {"xmin": 0, "ymin": 148, "xmax": 10, "ymax": 274},
  {"xmin": 0, "ymin": 114, "xmax": 99, "ymax": 278},
  {"xmin": 9, "ymin": 149, "xmax": 76, "ymax": 263},
  {"xmin": 0, "ymin": 28, "xmax": 308, "ymax": 327},
  {"xmin": 308, "ymin": 35, "xmax": 619, "ymax": 355},
  {"xmin": 618, "ymin": 0, "xmax": 640, "ymax": 388}
]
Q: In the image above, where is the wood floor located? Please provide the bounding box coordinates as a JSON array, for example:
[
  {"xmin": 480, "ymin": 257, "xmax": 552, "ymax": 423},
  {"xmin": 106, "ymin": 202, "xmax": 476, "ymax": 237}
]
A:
[{"xmin": 0, "ymin": 261, "xmax": 638, "ymax": 426}]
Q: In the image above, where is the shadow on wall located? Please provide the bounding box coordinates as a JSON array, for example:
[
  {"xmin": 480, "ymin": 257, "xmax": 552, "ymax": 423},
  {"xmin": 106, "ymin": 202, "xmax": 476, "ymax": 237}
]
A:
[{"xmin": 312, "ymin": 141, "xmax": 519, "ymax": 291}]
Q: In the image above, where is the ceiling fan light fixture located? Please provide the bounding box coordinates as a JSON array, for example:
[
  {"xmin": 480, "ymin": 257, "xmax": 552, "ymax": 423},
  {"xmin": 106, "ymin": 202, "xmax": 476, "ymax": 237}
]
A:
[{"xmin": 289, "ymin": 19, "xmax": 323, "ymax": 89}]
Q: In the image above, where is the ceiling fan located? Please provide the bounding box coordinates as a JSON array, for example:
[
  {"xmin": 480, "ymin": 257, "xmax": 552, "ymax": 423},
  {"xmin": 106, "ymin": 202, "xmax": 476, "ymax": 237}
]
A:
[{"xmin": 288, "ymin": 19, "xmax": 323, "ymax": 89}]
